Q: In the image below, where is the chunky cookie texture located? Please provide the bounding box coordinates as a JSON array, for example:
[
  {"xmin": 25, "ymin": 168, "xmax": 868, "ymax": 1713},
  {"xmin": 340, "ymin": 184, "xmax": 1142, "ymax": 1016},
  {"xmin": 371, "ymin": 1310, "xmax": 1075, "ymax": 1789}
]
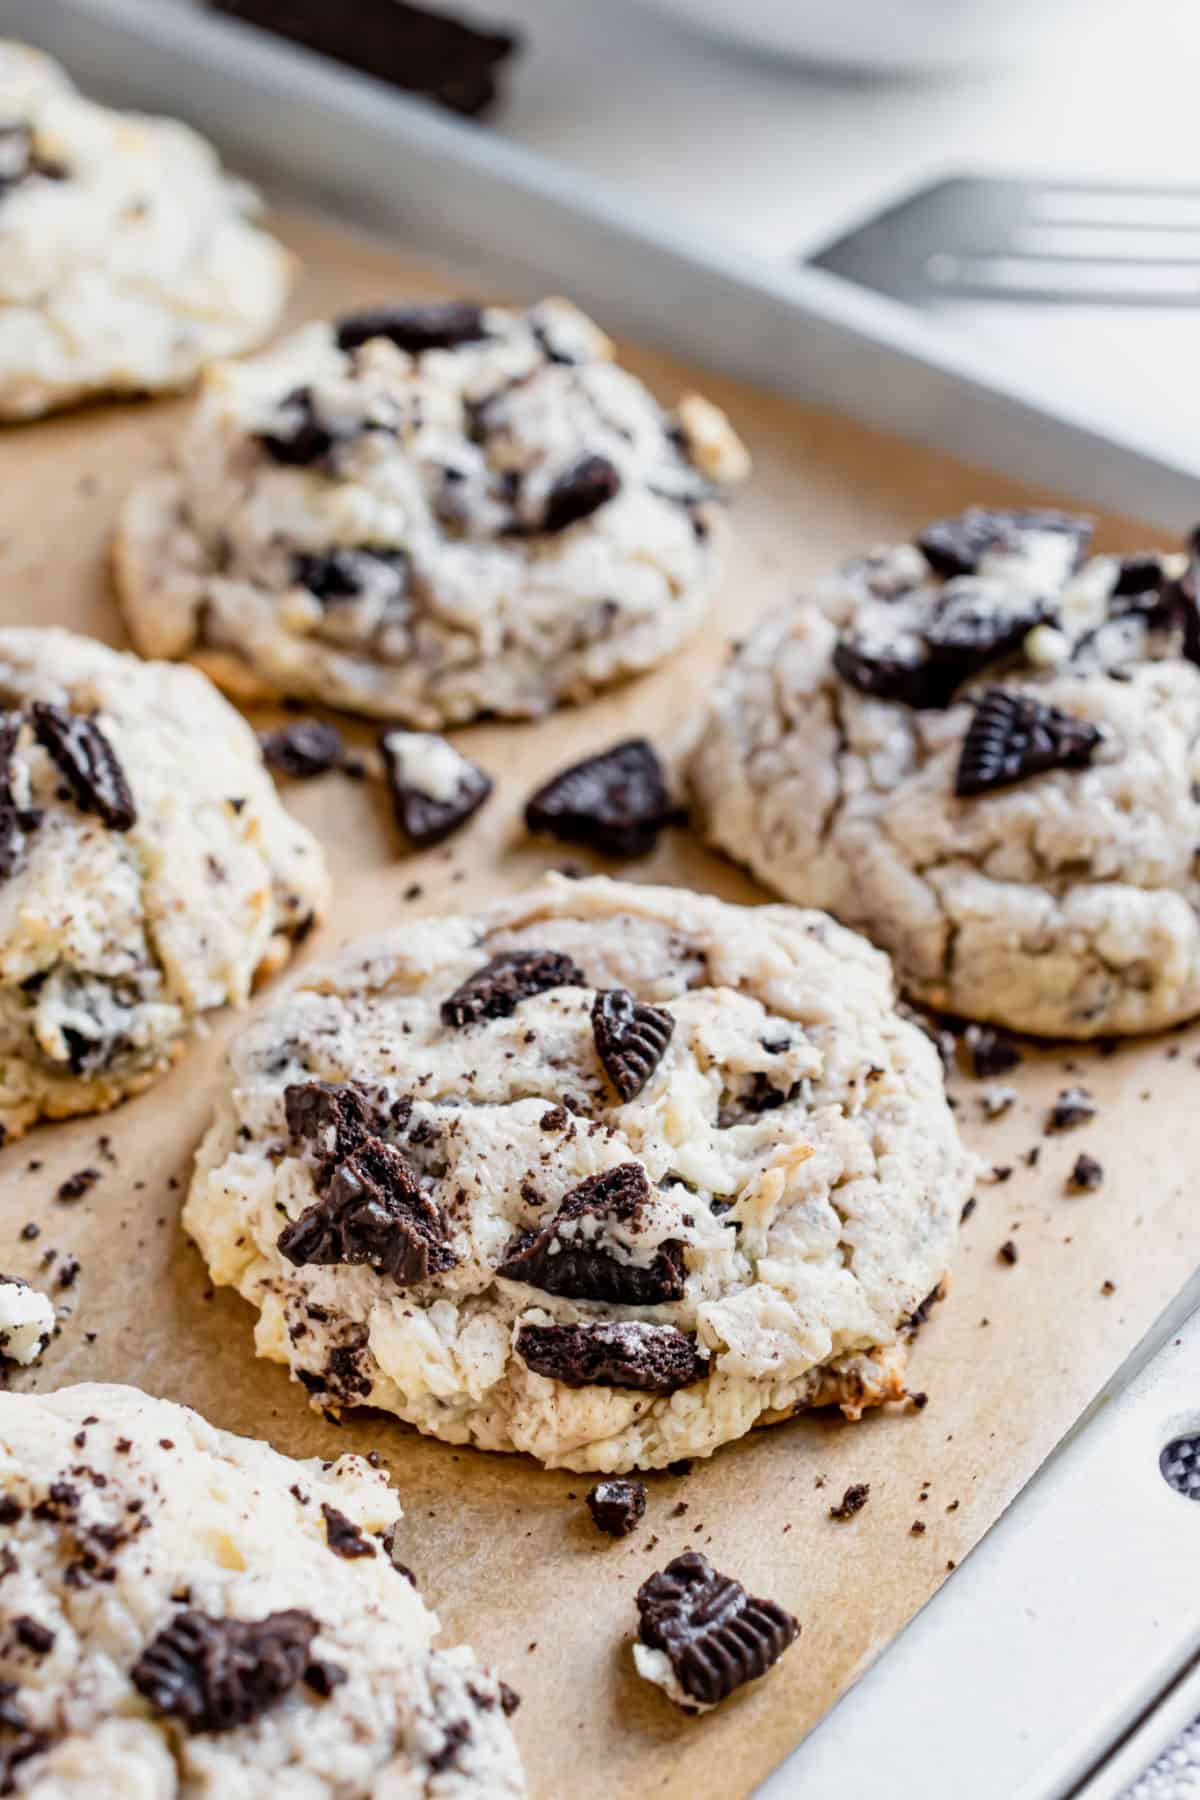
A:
[
  {"xmin": 0, "ymin": 628, "xmax": 328, "ymax": 1141},
  {"xmin": 114, "ymin": 299, "xmax": 749, "ymax": 726},
  {"xmin": 0, "ymin": 1384, "xmax": 524, "ymax": 1795},
  {"xmin": 0, "ymin": 42, "xmax": 289, "ymax": 420},
  {"xmin": 185, "ymin": 875, "xmax": 971, "ymax": 1472},
  {"xmin": 690, "ymin": 512, "xmax": 1200, "ymax": 1037}
]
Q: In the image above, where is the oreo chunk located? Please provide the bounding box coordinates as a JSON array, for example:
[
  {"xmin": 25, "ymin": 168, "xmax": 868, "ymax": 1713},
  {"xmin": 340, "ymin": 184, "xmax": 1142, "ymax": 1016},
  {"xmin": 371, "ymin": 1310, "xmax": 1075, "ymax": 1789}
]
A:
[
  {"xmin": 441, "ymin": 949, "xmax": 585, "ymax": 1027},
  {"xmin": 131, "ymin": 1609, "xmax": 317, "ymax": 1733},
  {"xmin": 258, "ymin": 387, "xmax": 346, "ymax": 467},
  {"xmin": 335, "ymin": 301, "xmax": 487, "ymax": 355},
  {"xmin": 321, "ymin": 1503, "xmax": 376, "ymax": 1558},
  {"xmin": 525, "ymin": 738, "xmax": 679, "ymax": 858},
  {"xmin": 592, "ymin": 988, "xmax": 674, "ymax": 1102},
  {"xmin": 259, "ymin": 720, "xmax": 344, "ymax": 779},
  {"xmin": 917, "ymin": 508, "xmax": 1092, "ymax": 579},
  {"xmin": 542, "ymin": 455, "xmax": 621, "ymax": 533},
  {"xmin": 515, "ymin": 1320, "xmax": 706, "ymax": 1393},
  {"xmin": 292, "ymin": 546, "xmax": 409, "ymax": 604},
  {"xmin": 278, "ymin": 1137, "xmax": 455, "ymax": 1284},
  {"xmin": 955, "ymin": 689, "xmax": 1102, "ymax": 797},
  {"xmin": 587, "ymin": 1478, "xmax": 647, "ymax": 1538},
  {"xmin": 380, "ymin": 731, "xmax": 493, "ymax": 849},
  {"xmin": 30, "ymin": 703, "xmax": 136, "ymax": 830},
  {"xmin": 832, "ymin": 636, "xmax": 950, "ymax": 711},
  {"xmin": 635, "ymin": 1552, "xmax": 799, "ymax": 1708},
  {"xmin": 497, "ymin": 1162, "xmax": 686, "ymax": 1305},
  {"xmin": 284, "ymin": 1081, "xmax": 383, "ymax": 1167},
  {"xmin": 923, "ymin": 586, "xmax": 1055, "ymax": 681},
  {"xmin": 212, "ymin": 1, "xmax": 518, "ymax": 118}
]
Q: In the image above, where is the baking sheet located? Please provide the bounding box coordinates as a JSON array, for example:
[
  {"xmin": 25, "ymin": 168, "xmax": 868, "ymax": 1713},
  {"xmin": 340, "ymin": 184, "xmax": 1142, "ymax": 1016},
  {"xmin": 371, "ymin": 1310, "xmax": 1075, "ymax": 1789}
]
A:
[{"xmin": 0, "ymin": 212, "xmax": 1194, "ymax": 1800}]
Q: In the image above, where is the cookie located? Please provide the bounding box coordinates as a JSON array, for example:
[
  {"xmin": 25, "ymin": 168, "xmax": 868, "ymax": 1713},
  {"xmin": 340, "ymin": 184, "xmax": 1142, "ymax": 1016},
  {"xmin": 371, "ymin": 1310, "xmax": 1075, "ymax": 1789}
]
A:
[
  {"xmin": 185, "ymin": 874, "xmax": 972, "ymax": 1472},
  {"xmin": 114, "ymin": 299, "xmax": 749, "ymax": 725},
  {"xmin": 0, "ymin": 1275, "xmax": 53, "ymax": 1365},
  {"xmin": 633, "ymin": 1551, "xmax": 799, "ymax": 1710},
  {"xmin": 0, "ymin": 1383, "xmax": 524, "ymax": 1794},
  {"xmin": 689, "ymin": 511, "xmax": 1200, "ymax": 1036},
  {"xmin": 0, "ymin": 628, "xmax": 328, "ymax": 1140},
  {"xmin": 0, "ymin": 42, "xmax": 290, "ymax": 420}
]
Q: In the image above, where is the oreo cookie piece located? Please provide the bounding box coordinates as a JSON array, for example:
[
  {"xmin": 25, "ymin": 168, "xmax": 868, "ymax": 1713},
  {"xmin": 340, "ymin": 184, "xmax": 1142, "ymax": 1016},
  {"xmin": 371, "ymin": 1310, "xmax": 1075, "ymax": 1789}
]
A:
[
  {"xmin": 259, "ymin": 720, "xmax": 344, "ymax": 779},
  {"xmin": 278, "ymin": 1137, "xmax": 455, "ymax": 1284},
  {"xmin": 514, "ymin": 1320, "xmax": 706, "ymax": 1393},
  {"xmin": 542, "ymin": 455, "xmax": 621, "ymax": 534},
  {"xmin": 379, "ymin": 730, "xmax": 493, "ymax": 849},
  {"xmin": 497, "ymin": 1162, "xmax": 686, "ymax": 1305},
  {"xmin": 283, "ymin": 1081, "xmax": 384, "ymax": 1170},
  {"xmin": 592, "ymin": 988, "xmax": 674, "ymax": 1102},
  {"xmin": 212, "ymin": 1, "xmax": 519, "ymax": 119},
  {"xmin": 525, "ymin": 738, "xmax": 680, "ymax": 858},
  {"xmin": 292, "ymin": 546, "xmax": 409, "ymax": 604},
  {"xmin": 955, "ymin": 689, "xmax": 1103, "ymax": 797},
  {"xmin": 335, "ymin": 300, "xmax": 488, "ymax": 355},
  {"xmin": 586, "ymin": 1478, "xmax": 647, "ymax": 1538},
  {"xmin": 923, "ymin": 586, "xmax": 1055, "ymax": 682},
  {"xmin": 917, "ymin": 507, "xmax": 1092, "ymax": 579},
  {"xmin": 257, "ymin": 386, "xmax": 344, "ymax": 467},
  {"xmin": 633, "ymin": 1551, "xmax": 799, "ymax": 1710},
  {"xmin": 30, "ymin": 702, "xmax": 136, "ymax": 831},
  {"xmin": 441, "ymin": 949, "xmax": 585, "ymax": 1026},
  {"xmin": 131, "ymin": 1609, "xmax": 318, "ymax": 1733},
  {"xmin": 832, "ymin": 635, "xmax": 949, "ymax": 710}
]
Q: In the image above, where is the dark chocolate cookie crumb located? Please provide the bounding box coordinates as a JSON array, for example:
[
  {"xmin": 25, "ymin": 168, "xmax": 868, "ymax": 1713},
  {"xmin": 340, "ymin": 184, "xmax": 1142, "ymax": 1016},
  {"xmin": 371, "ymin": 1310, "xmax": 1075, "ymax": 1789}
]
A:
[
  {"xmin": 910, "ymin": 1520, "xmax": 927, "ymax": 1536},
  {"xmin": 31, "ymin": 703, "xmax": 136, "ymax": 831},
  {"xmin": 131, "ymin": 1608, "xmax": 317, "ymax": 1732},
  {"xmin": 441, "ymin": 949, "xmax": 585, "ymax": 1026},
  {"xmin": 335, "ymin": 300, "xmax": 488, "ymax": 354},
  {"xmin": 497, "ymin": 1162, "xmax": 685, "ymax": 1305},
  {"xmin": 1047, "ymin": 1087, "xmax": 1097, "ymax": 1132},
  {"xmin": 13, "ymin": 1617, "xmax": 54, "ymax": 1655},
  {"xmin": 515, "ymin": 1320, "xmax": 707, "ymax": 1393},
  {"xmin": 1067, "ymin": 1152, "xmax": 1104, "ymax": 1192},
  {"xmin": 379, "ymin": 733, "xmax": 492, "ymax": 848},
  {"xmin": 279, "ymin": 1138, "xmax": 455, "ymax": 1285},
  {"xmin": 260, "ymin": 720, "xmax": 344, "ymax": 779},
  {"xmin": 962, "ymin": 1023, "xmax": 1022, "ymax": 1079},
  {"xmin": 284, "ymin": 1081, "xmax": 383, "ymax": 1168},
  {"xmin": 541, "ymin": 454, "xmax": 621, "ymax": 533},
  {"xmin": 56, "ymin": 1167, "xmax": 99, "ymax": 1203},
  {"xmin": 586, "ymin": 1478, "xmax": 647, "ymax": 1538},
  {"xmin": 829, "ymin": 1482, "xmax": 870, "ymax": 1521},
  {"xmin": 998, "ymin": 1239, "xmax": 1018, "ymax": 1265},
  {"xmin": 955, "ymin": 689, "xmax": 1102, "ymax": 798},
  {"xmin": 635, "ymin": 1551, "xmax": 799, "ymax": 1708},
  {"xmin": 591, "ymin": 988, "xmax": 674, "ymax": 1102},
  {"xmin": 524, "ymin": 737, "xmax": 680, "ymax": 859},
  {"xmin": 257, "ymin": 385, "xmax": 345, "ymax": 467},
  {"xmin": 321, "ymin": 1503, "xmax": 376, "ymax": 1558}
]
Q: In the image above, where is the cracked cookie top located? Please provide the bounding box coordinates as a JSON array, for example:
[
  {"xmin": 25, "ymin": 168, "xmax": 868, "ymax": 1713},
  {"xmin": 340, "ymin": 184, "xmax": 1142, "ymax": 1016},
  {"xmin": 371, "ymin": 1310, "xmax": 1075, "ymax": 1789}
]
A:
[
  {"xmin": 0, "ymin": 628, "xmax": 328, "ymax": 1140},
  {"xmin": 0, "ymin": 1383, "xmax": 524, "ymax": 1796},
  {"xmin": 0, "ymin": 41, "xmax": 290, "ymax": 419},
  {"xmin": 114, "ymin": 299, "xmax": 749, "ymax": 726},
  {"xmin": 690, "ymin": 509, "xmax": 1200, "ymax": 1036},
  {"xmin": 185, "ymin": 874, "xmax": 971, "ymax": 1471}
]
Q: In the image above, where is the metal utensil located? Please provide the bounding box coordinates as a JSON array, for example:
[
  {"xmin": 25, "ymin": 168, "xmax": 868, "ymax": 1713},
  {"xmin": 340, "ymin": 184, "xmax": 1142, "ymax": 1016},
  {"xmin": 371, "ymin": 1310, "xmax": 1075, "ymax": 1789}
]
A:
[{"xmin": 812, "ymin": 176, "xmax": 1200, "ymax": 307}]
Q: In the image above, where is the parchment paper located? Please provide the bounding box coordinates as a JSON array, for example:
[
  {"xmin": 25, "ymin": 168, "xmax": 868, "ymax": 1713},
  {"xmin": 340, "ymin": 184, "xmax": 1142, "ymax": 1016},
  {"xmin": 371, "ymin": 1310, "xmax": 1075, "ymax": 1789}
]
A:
[{"xmin": 0, "ymin": 212, "xmax": 1193, "ymax": 1799}]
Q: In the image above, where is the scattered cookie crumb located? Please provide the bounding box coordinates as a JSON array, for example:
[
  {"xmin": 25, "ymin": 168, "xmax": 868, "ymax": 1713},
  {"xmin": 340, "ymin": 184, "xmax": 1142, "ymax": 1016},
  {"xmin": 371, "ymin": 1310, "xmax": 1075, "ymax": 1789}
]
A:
[
  {"xmin": 1067, "ymin": 1153, "xmax": 1104, "ymax": 1193},
  {"xmin": 1100, "ymin": 1280, "xmax": 1116, "ymax": 1296},
  {"xmin": 979, "ymin": 1085, "xmax": 1018, "ymax": 1120},
  {"xmin": 1047, "ymin": 1087, "xmax": 1096, "ymax": 1133},
  {"xmin": 585, "ymin": 1478, "xmax": 646, "ymax": 1539},
  {"xmin": 963, "ymin": 1024, "xmax": 1022, "ymax": 1079},
  {"xmin": 56, "ymin": 1167, "xmax": 99, "ymax": 1203},
  {"xmin": 829, "ymin": 1483, "xmax": 870, "ymax": 1521},
  {"xmin": 910, "ymin": 1520, "xmax": 927, "ymax": 1536},
  {"xmin": 998, "ymin": 1240, "xmax": 1018, "ymax": 1265}
]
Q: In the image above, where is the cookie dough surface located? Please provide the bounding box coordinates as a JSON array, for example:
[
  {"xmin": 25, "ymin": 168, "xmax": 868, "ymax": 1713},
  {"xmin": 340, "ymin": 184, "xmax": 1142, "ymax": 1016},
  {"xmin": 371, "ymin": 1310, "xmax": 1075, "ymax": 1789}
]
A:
[
  {"xmin": 0, "ymin": 1383, "xmax": 524, "ymax": 1796},
  {"xmin": 0, "ymin": 41, "xmax": 289, "ymax": 420},
  {"xmin": 689, "ymin": 512, "xmax": 1200, "ymax": 1037},
  {"xmin": 115, "ymin": 300, "xmax": 748, "ymax": 725},
  {"xmin": 0, "ymin": 628, "xmax": 328, "ymax": 1139},
  {"xmin": 185, "ymin": 874, "xmax": 971, "ymax": 1473}
]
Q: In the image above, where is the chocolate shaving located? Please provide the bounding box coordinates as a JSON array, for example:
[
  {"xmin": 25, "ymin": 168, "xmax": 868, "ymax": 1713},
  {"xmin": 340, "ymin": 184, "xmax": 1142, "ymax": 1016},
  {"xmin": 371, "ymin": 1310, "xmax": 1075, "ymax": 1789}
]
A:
[
  {"xmin": 592, "ymin": 988, "xmax": 674, "ymax": 1102},
  {"xmin": 514, "ymin": 1320, "xmax": 706, "ymax": 1393},
  {"xmin": 31, "ymin": 703, "xmax": 136, "ymax": 830},
  {"xmin": 524, "ymin": 738, "xmax": 680, "ymax": 858},
  {"xmin": 498, "ymin": 1163, "xmax": 685, "ymax": 1305},
  {"xmin": 635, "ymin": 1551, "xmax": 799, "ymax": 1707},
  {"xmin": 131, "ymin": 1609, "xmax": 317, "ymax": 1733},
  {"xmin": 441, "ymin": 949, "xmax": 585, "ymax": 1027}
]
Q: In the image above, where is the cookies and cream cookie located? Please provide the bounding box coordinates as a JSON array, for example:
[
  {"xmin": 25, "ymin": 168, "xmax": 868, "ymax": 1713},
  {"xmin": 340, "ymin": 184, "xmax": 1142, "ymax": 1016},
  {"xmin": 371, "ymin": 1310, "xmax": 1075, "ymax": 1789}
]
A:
[
  {"xmin": 114, "ymin": 298, "xmax": 748, "ymax": 725},
  {"xmin": 0, "ymin": 628, "xmax": 328, "ymax": 1140},
  {"xmin": 185, "ymin": 874, "xmax": 972, "ymax": 1473},
  {"xmin": 0, "ymin": 42, "xmax": 290, "ymax": 420},
  {"xmin": 0, "ymin": 1382, "xmax": 524, "ymax": 1795},
  {"xmin": 690, "ymin": 509, "xmax": 1200, "ymax": 1037}
]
